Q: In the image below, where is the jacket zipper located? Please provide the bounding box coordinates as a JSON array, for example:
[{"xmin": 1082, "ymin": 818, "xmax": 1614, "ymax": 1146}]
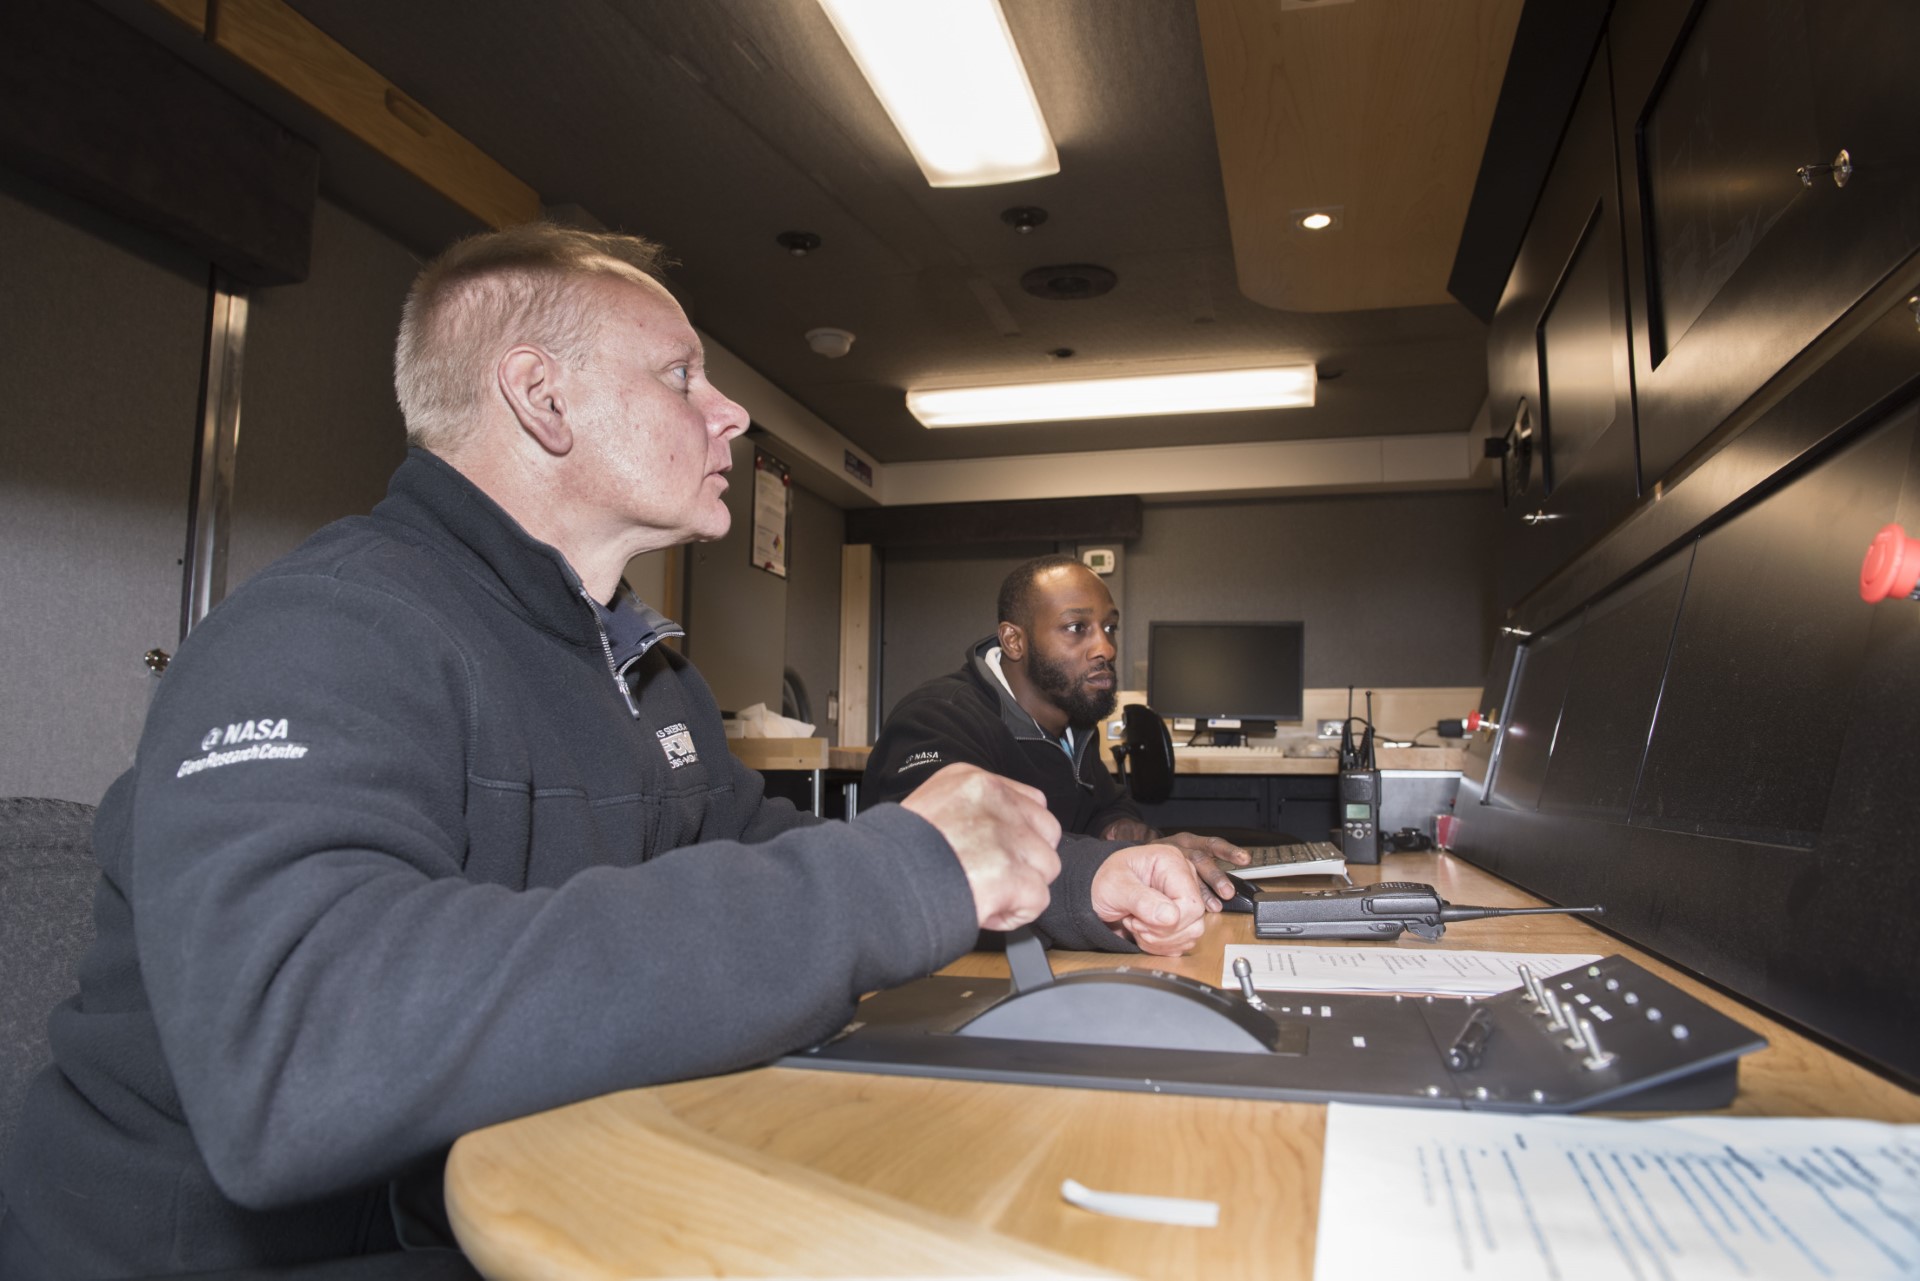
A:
[{"xmin": 581, "ymin": 588, "xmax": 642, "ymax": 719}]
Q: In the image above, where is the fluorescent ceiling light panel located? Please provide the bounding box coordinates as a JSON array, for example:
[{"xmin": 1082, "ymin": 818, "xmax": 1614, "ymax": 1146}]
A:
[
  {"xmin": 818, "ymin": 0, "xmax": 1058, "ymax": 187},
  {"xmin": 907, "ymin": 366, "xmax": 1318, "ymax": 427}
]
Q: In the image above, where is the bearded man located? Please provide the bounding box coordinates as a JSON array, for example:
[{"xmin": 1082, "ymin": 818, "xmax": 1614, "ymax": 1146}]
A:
[{"xmin": 864, "ymin": 555, "xmax": 1250, "ymax": 914}]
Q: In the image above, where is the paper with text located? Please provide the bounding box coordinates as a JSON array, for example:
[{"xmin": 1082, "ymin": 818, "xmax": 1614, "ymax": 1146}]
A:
[
  {"xmin": 1314, "ymin": 1104, "xmax": 1920, "ymax": 1281},
  {"xmin": 1222, "ymin": 945, "xmax": 1603, "ymax": 998}
]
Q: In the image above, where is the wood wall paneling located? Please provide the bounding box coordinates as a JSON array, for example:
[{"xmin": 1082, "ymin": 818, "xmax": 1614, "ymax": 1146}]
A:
[{"xmin": 837, "ymin": 546, "xmax": 874, "ymax": 747}]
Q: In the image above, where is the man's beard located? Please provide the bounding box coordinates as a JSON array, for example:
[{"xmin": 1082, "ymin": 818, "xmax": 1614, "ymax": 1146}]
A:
[{"xmin": 1028, "ymin": 649, "xmax": 1117, "ymax": 726}]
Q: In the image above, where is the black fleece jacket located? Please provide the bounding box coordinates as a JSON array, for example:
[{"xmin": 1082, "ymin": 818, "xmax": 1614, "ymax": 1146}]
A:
[
  {"xmin": 865, "ymin": 638, "xmax": 1143, "ymax": 842},
  {"xmin": 0, "ymin": 451, "xmax": 1116, "ymax": 1278}
]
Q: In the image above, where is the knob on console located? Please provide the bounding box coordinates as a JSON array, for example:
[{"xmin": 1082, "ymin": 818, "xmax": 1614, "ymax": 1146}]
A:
[{"xmin": 1859, "ymin": 522, "xmax": 1920, "ymax": 603}]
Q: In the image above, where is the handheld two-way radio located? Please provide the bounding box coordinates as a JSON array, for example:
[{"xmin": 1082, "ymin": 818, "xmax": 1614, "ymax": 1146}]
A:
[
  {"xmin": 1336, "ymin": 688, "xmax": 1382, "ymax": 864},
  {"xmin": 1254, "ymin": 881, "xmax": 1604, "ymax": 940}
]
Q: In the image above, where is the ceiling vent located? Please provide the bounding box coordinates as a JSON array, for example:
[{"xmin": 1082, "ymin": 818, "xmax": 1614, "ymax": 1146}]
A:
[{"xmin": 1020, "ymin": 264, "xmax": 1117, "ymax": 301}]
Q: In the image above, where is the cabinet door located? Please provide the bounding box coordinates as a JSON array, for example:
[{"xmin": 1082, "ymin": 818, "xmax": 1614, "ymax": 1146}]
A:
[
  {"xmin": 1487, "ymin": 38, "xmax": 1640, "ymax": 605},
  {"xmin": 1614, "ymin": 0, "xmax": 1920, "ymax": 486}
]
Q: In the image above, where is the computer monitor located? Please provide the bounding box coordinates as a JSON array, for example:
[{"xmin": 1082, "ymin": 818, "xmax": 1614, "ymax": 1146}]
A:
[{"xmin": 1147, "ymin": 621, "xmax": 1305, "ymax": 735}]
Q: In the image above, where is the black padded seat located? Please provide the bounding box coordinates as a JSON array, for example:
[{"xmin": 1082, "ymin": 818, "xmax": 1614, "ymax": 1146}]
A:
[{"xmin": 0, "ymin": 796, "xmax": 99, "ymax": 1162}]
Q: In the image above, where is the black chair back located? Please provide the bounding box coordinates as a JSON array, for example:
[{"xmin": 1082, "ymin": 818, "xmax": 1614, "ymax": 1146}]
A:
[{"xmin": 1110, "ymin": 704, "xmax": 1176, "ymax": 805}]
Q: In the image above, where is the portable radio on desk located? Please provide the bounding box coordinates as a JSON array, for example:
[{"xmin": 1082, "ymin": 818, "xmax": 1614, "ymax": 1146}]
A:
[{"xmin": 1336, "ymin": 690, "xmax": 1382, "ymax": 864}]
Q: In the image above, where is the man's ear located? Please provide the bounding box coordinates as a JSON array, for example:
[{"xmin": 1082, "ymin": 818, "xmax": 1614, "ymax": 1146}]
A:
[
  {"xmin": 997, "ymin": 620, "xmax": 1025, "ymax": 662},
  {"xmin": 498, "ymin": 344, "xmax": 572, "ymax": 456}
]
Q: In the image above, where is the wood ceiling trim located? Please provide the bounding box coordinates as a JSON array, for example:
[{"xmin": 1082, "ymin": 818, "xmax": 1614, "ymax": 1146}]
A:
[
  {"xmin": 1196, "ymin": 0, "xmax": 1522, "ymax": 314},
  {"xmin": 155, "ymin": 0, "xmax": 541, "ymax": 230},
  {"xmin": 146, "ymin": 0, "xmax": 209, "ymax": 32}
]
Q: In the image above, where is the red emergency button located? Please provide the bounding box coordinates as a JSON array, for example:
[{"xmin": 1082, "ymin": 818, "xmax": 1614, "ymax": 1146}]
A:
[{"xmin": 1860, "ymin": 523, "xmax": 1920, "ymax": 603}]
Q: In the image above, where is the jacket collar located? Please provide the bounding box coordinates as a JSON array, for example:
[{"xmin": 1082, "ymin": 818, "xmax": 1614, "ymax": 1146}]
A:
[
  {"xmin": 374, "ymin": 448, "xmax": 674, "ymax": 650},
  {"xmin": 965, "ymin": 636, "xmax": 1096, "ymax": 776}
]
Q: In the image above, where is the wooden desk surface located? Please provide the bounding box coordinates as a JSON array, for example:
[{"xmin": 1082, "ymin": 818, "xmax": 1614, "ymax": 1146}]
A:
[
  {"xmin": 726, "ymin": 738, "xmax": 872, "ymax": 773},
  {"xmin": 445, "ymin": 853, "xmax": 1918, "ymax": 1279}
]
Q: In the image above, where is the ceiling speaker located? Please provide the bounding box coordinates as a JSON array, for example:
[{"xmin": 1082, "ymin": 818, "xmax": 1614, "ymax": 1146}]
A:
[{"xmin": 1020, "ymin": 264, "xmax": 1117, "ymax": 301}]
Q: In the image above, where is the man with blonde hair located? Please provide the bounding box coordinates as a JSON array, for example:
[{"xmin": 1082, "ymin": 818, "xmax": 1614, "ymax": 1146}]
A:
[{"xmin": 0, "ymin": 224, "xmax": 1208, "ymax": 1278}]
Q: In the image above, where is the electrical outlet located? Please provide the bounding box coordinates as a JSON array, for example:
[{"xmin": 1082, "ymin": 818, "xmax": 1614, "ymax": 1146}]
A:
[{"xmin": 1317, "ymin": 719, "xmax": 1345, "ymax": 738}]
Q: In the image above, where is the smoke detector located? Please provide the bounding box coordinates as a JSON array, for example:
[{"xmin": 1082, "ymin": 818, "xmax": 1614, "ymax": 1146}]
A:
[{"xmin": 805, "ymin": 327, "xmax": 855, "ymax": 358}]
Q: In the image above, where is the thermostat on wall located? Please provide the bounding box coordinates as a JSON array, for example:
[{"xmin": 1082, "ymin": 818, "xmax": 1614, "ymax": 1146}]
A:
[{"xmin": 1081, "ymin": 548, "xmax": 1116, "ymax": 575}]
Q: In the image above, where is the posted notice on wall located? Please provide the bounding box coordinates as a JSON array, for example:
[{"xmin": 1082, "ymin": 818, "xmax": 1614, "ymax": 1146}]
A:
[
  {"xmin": 1313, "ymin": 1103, "xmax": 1920, "ymax": 1281},
  {"xmin": 751, "ymin": 449, "xmax": 790, "ymax": 579}
]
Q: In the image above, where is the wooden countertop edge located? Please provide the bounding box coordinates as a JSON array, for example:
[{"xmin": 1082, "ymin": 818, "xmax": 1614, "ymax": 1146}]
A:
[{"xmin": 446, "ymin": 1088, "xmax": 1117, "ymax": 1279}]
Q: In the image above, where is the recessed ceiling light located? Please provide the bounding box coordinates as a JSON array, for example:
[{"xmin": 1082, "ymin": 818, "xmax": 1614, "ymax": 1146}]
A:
[
  {"xmin": 1299, "ymin": 211, "xmax": 1335, "ymax": 231},
  {"xmin": 907, "ymin": 365, "xmax": 1317, "ymax": 428},
  {"xmin": 817, "ymin": 0, "xmax": 1058, "ymax": 188}
]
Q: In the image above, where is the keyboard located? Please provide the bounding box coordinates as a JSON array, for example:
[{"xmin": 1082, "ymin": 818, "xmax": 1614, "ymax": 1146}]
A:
[
  {"xmin": 1180, "ymin": 742, "xmax": 1286, "ymax": 752},
  {"xmin": 1235, "ymin": 840, "xmax": 1347, "ymax": 880}
]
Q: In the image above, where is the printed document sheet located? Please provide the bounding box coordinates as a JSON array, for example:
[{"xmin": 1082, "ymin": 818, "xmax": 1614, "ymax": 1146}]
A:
[
  {"xmin": 1222, "ymin": 945, "xmax": 1602, "ymax": 998},
  {"xmin": 1314, "ymin": 1103, "xmax": 1920, "ymax": 1281}
]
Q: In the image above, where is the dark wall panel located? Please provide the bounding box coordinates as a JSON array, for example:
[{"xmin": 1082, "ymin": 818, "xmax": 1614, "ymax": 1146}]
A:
[
  {"xmin": 1614, "ymin": 0, "xmax": 1920, "ymax": 486},
  {"xmin": 0, "ymin": 0, "xmax": 317, "ymax": 285},
  {"xmin": 1458, "ymin": 389, "xmax": 1920, "ymax": 1084},
  {"xmin": 1487, "ymin": 616, "xmax": 1581, "ymax": 813},
  {"xmin": 878, "ymin": 542, "xmax": 1056, "ymax": 723},
  {"xmin": 876, "ymin": 489, "xmax": 1503, "ymax": 725},
  {"xmin": 1632, "ymin": 413, "xmax": 1912, "ymax": 846},
  {"xmin": 0, "ymin": 166, "xmax": 209, "ymax": 803},
  {"xmin": 1128, "ymin": 491, "xmax": 1502, "ymax": 691},
  {"xmin": 228, "ymin": 199, "xmax": 416, "ymax": 591},
  {"xmin": 1537, "ymin": 546, "xmax": 1691, "ymax": 819},
  {"xmin": 1486, "ymin": 38, "xmax": 1639, "ymax": 605}
]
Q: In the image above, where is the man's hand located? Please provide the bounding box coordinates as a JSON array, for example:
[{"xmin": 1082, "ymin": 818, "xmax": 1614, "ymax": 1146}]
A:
[
  {"xmin": 1089, "ymin": 844, "xmax": 1209, "ymax": 956},
  {"xmin": 1100, "ymin": 820, "xmax": 1250, "ymax": 911},
  {"xmin": 901, "ymin": 764, "xmax": 1062, "ymax": 932},
  {"xmin": 1157, "ymin": 832, "xmax": 1251, "ymax": 910}
]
